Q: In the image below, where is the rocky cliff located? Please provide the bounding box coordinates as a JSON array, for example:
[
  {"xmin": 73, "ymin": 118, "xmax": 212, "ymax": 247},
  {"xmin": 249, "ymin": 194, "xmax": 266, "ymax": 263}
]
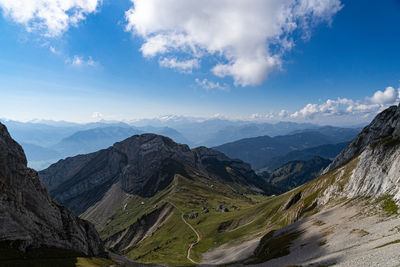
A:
[
  {"xmin": 0, "ymin": 122, "xmax": 104, "ymax": 256},
  {"xmin": 321, "ymin": 133, "xmax": 400, "ymax": 204},
  {"xmin": 40, "ymin": 134, "xmax": 276, "ymax": 215},
  {"xmin": 321, "ymin": 104, "xmax": 400, "ymax": 202},
  {"xmin": 325, "ymin": 104, "xmax": 400, "ymax": 173}
]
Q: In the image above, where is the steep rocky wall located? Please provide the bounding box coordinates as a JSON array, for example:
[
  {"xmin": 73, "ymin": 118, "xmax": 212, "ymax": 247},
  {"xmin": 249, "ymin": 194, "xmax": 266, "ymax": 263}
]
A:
[
  {"xmin": 322, "ymin": 137, "xmax": 400, "ymax": 203},
  {"xmin": 325, "ymin": 104, "xmax": 400, "ymax": 173},
  {"xmin": 0, "ymin": 123, "xmax": 104, "ymax": 256}
]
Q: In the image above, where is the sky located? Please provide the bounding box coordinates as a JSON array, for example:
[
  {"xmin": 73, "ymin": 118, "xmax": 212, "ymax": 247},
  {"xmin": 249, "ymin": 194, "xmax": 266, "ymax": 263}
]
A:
[{"xmin": 0, "ymin": 0, "xmax": 400, "ymax": 125}]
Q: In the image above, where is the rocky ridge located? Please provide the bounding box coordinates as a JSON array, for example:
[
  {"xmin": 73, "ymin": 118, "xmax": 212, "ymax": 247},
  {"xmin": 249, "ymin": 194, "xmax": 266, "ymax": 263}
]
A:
[{"xmin": 40, "ymin": 134, "xmax": 276, "ymax": 215}]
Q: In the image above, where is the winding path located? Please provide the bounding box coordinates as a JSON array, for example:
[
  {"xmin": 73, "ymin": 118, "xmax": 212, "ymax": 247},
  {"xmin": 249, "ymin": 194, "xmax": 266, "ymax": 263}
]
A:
[{"xmin": 168, "ymin": 202, "xmax": 201, "ymax": 264}]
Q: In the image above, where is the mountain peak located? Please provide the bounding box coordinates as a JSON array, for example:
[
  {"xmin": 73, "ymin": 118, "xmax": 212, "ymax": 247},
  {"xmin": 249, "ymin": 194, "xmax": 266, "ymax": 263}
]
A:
[{"xmin": 40, "ymin": 133, "xmax": 275, "ymax": 215}]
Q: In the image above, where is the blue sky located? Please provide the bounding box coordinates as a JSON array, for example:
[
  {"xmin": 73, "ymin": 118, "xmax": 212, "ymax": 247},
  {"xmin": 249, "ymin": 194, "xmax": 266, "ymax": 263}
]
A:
[{"xmin": 0, "ymin": 0, "xmax": 399, "ymax": 124}]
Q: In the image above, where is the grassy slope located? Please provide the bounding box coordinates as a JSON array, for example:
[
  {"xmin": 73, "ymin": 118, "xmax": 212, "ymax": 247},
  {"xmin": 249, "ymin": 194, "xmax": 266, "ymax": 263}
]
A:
[
  {"xmin": 90, "ymin": 155, "xmax": 392, "ymax": 265},
  {"xmin": 94, "ymin": 166, "xmax": 273, "ymax": 264},
  {"xmin": 96, "ymin": 171, "xmax": 305, "ymax": 264}
]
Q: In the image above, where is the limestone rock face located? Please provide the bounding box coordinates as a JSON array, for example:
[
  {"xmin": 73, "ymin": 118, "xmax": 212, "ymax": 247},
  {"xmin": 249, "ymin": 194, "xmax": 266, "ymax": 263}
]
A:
[
  {"xmin": 0, "ymin": 122, "xmax": 104, "ymax": 256},
  {"xmin": 321, "ymin": 137, "xmax": 400, "ymax": 204},
  {"xmin": 40, "ymin": 134, "xmax": 275, "ymax": 215},
  {"xmin": 320, "ymin": 104, "xmax": 400, "ymax": 203},
  {"xmin": 325, "ymin": 104, "xmax": 400, "ymax": 173}
]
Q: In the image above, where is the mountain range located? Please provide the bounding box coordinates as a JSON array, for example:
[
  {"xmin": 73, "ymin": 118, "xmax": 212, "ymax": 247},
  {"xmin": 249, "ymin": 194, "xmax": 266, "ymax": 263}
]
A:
[
  {"xmin": 1, "ymin": 118, "xmax": 360, "ymax": 171},
  {"xmin": 36, "ymin": 104, "xmax": 400, "ymax": 265},
  {"xmin": 2, "ymin": 105, "xmax": 400, "ymax": 265},
  {"xmin": 214, "ymin": 127, "xmax": 359, "ymax": 170},
  {"xmin": 260, "ymin": 142, "xmax": 348, "ymax": 172}
]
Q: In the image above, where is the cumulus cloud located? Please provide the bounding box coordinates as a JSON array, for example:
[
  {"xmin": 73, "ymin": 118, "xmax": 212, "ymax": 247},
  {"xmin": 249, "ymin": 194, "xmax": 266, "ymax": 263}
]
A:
[
  {"xmin": 195, "ymin": 78, "xmax": 229, "ymax": 91},
  {"xmin": 0, "ymin": 0, "xmax": 101, "ymax": 36},
  {"xmin": 159, "ymin": 57, "xmax": 199, "ymax": 73},
  {"xmin": 66, "ymin": 55, "xmax": 98, "ymax": 67},
  {"xmin": 279, "ymin": 109, "xmax": 290, "ymax": 119},
  {"xmin": 290, "ymin": 87, "xmax": 400, "ymax": 119},
  {"xmin": 125, "ymin": 0, "xmax": 342, "ymax": 86},
  {"xmin": 369, "ymin": 86, "xmax": 398, "ymax": 104}
]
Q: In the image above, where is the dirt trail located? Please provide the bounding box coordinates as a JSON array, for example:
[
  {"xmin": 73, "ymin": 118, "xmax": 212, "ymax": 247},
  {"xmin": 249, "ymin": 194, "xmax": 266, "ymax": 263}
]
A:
[{"xmin": 168, "ymin": 202, "xmax": 201, "ymax": 264}]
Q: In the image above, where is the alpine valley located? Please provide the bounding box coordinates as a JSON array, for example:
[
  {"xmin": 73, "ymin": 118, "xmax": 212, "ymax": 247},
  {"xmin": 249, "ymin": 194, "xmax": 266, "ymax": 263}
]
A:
[
  {"xmin": 0, "ymin": 104, "xmax": 395, "ymax": 265},
  {"xmin": 2, "ymin": 1, "xmax": 400, "ymax": 266}
]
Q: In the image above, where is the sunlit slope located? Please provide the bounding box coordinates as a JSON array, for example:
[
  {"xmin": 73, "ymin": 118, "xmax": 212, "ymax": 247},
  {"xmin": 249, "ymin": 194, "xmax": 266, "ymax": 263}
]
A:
[{"xmin": 80, "ymin": 156, "xmax": 360, "ymax": 264}]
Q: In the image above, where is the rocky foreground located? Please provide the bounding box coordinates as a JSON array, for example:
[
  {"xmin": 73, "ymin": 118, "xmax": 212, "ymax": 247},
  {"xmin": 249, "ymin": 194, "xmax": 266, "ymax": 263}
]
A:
[{"xmin": 0, "ymin": 122, "xmax": 104, "ymax": 257}]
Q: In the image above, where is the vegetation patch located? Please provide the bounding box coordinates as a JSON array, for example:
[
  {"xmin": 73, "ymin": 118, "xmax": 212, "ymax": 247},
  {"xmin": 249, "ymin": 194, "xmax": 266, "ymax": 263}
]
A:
[
  {"xmin": 375, "ymin": 239, "xmax": 400, "ymax": 249},
  {"xmin": 75, "ymin": 257, "xmax": 115, "ymax": 267},
  {"xmin": 371, "ymin": 136, "xmax": 400, "ymax": 150},
  {"xmin": 349, "ymin": 229, "xmax": 369, "ymax": 237},
  {"xmin": 376, "ymin": 195, "xmax": 398, "ymax": 215},
  {"xmin": 383, "ymin": 198, "xmax": 398, "ymax": 215}
]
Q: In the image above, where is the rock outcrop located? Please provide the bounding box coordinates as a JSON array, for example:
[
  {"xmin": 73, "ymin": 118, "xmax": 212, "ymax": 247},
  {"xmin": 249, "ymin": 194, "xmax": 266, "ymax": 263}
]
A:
[
  {"xmin": 105, "ymin": 203, "xmax": 174, "ymax": 252},
  {"xmin": 0, "ymin": 122, "xmax": 104, "ymax": 256},
  {"xmin": 325, "ymin": 104, "xmax": 400, "ymax": 173},
  {"xmin": 40, "ymin": 134, "xmax": 277, "ymax": 215},
  {"xmin": 321, "ymin": 134, "xmax": 400, "ymax": 204},
  {"xmin": 320, "ymin": 104, "xmax": 400, "ymax": 203}
]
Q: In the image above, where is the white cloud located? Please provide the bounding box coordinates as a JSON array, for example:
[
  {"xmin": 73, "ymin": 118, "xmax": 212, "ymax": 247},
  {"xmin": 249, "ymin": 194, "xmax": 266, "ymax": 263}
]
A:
[
  {"xmin": 49, "ymin": 46, "xmax": 58, "ymax": 54},
  {"xmin": 369, "ymin": 86, "xmax": 398, "ymax": 104},
  {"xmin": 250, "ymin": 113, "xmax": 275, "ymax": 120},
  {"xmin": 279, "ymin": 109, "xmax": 290, "ymax": 118},
  {"xmin": 195, "ymin": 78, "xmax": 229, "ymax": 91},
  {"xmin": 158, "ymin": 57, "xmax": 199, "ymax": 73},
  {"xmin": 66, "ymin": 55, "xmax": 98, "ymax": 67},
  {"xmin": 125, "ymin": 0, "xmax": 342, "ymax": 86},
  {"xmin": 290, "ymin": 87, "xmax": 400, "ymax": 119},
  {"xmin": 0, "ymin": 0, "xmax": 101, "ymax": 36},
  {"xmin": 92, "ymin": 111, "xmax": 103, "ymax": 119}
]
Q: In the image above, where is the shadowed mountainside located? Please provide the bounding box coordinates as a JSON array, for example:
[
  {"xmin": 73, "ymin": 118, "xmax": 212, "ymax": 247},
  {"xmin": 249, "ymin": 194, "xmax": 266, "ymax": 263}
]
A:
[
  {"xmin": 260, "ymin": 142, "xmax": 348, "ymax": 172},
  {"xmin": 214, "ymin": 127, "xmax": 358, "ymax": 169},
  {"xmin": 261, "ymin": 156, "xmax": 331, "ymax": 191},
  {"xmin": 0, "ymin": 122, "xmax": 105, "ymax": 260}
]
